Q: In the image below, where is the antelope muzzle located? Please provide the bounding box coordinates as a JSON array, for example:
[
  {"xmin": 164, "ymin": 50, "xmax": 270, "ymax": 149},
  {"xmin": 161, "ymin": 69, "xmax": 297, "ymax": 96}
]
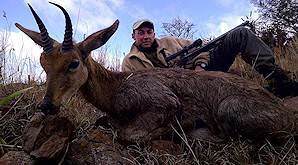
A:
[{"xmin": 38, "ymin": 96, "xmax": 59, "ymax": 115}]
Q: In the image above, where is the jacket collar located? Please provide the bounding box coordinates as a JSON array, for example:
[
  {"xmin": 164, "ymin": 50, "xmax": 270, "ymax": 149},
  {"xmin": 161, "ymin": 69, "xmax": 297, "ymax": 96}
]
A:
[{"xmin": 128, "ymin": 38, "xmax": 168, "ymax": 66}]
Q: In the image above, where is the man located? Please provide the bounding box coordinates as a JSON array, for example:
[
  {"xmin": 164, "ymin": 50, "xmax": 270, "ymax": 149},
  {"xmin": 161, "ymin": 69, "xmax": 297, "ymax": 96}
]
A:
[{"xmin": 122, "ymin": 19, "xmax": 298, "ymax": 98}]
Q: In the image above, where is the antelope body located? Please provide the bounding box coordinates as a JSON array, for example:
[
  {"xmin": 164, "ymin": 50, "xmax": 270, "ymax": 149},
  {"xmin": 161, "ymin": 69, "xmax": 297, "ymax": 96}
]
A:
[{"xmin": 17, "ymin": 3, "xmax": 296, "ymax": 143}]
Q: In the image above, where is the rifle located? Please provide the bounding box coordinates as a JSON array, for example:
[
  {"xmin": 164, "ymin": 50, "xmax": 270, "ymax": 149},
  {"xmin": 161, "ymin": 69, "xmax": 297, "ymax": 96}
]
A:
[{"xmin": 165, "ymin": 21, "xmax": 250, "ymax": 68}]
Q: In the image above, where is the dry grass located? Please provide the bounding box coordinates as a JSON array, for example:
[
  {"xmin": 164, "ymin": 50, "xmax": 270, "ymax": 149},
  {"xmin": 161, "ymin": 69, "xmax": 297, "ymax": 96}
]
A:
[
  {"xmin": 121, "ymin": 135, "xmax": 297, "ymax": 164},
  {"xmin": 0, "ymin": 32, "xmax": 297, "ymax": 164}
]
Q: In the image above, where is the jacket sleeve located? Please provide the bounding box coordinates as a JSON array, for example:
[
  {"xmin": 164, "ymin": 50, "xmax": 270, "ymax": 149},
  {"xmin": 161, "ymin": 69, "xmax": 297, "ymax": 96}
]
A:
[
  {"xmin": 121, "ymin": 56, "xmax": 134, "ymax": 72},
  {"xmin": 192, "ymin": 52, "xmax": 210, "ymax": 67},
  {"xmin": 174, "ymin": 37, "xmax": 193, "ymax": 48}
]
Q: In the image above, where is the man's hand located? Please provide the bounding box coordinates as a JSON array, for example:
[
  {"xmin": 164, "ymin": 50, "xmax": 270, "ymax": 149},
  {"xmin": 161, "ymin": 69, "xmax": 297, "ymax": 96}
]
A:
[
  {"xmin": 183, "ymin": 52, "xmax": 209, "ymax": 70},
  {"xmin": 195, "ymin": 65, "xmax": 205, "ymax": 72}
]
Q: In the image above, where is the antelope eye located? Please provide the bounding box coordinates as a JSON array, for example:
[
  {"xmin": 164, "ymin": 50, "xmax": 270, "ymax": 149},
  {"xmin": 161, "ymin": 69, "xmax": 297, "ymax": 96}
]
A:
[{"xmin": 68, "ymin": 60, "xmax": 80, "ymax": 72}]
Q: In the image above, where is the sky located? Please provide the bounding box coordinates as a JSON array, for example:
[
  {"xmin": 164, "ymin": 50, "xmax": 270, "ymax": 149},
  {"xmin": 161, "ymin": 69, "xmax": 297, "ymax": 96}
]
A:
[{"xmin": 0, "ymin": 0, "xmax": 258, "ymax": 81}]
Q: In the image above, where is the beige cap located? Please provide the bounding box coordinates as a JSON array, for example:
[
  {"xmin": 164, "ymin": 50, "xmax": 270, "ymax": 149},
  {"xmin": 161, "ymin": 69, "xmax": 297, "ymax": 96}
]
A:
[{"xmin": 132, "ymin": 19, "xmax": 154, "ymax": 30}]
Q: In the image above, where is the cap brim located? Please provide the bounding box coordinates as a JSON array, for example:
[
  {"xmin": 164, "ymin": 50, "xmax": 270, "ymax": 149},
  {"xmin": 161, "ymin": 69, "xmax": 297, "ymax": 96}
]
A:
[{"xmin": 133, "ymin": 20, "xmax": 154, "ymax": 30}]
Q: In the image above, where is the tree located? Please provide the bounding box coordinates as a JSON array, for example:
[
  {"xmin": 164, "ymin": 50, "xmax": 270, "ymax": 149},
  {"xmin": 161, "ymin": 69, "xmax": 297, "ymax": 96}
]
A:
[
  {"xmin": 252, "ymin": 0, "xmax": 297, "ymax": 33},
  {"xmin": 251, "ymin": 0, "xmax": 297, "ymax": 47},
  {"xmin": 161, "ymin": 17, "xmax": 197, "ymax": 39}
]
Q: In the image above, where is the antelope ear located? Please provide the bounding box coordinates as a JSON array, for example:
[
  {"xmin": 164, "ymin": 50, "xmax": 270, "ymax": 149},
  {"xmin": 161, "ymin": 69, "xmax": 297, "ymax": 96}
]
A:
[
  {"xmin": 79, "ymin": 20, "xmax": 119, "ymax": 55},
  {"xmin": 15, "ymin": 23, "xmax": 58, "ymax": 47}
]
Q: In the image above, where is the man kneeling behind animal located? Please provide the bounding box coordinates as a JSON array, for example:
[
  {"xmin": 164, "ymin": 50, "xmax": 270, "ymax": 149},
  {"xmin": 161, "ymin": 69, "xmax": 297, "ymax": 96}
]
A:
[{"xmin": 122, "ymin": 19, "xmax": 298, "ymax": 98}]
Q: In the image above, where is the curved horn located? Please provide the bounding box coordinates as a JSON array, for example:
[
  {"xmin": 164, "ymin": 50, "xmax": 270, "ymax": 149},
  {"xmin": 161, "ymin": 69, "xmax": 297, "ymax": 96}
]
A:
[
  {"xmin": 28, "ymin": 4, "xmax": 53, "ymax": 54},
  {"xmin": 49, "ymin": 2, "xmax": 73, "ymax": 52}
]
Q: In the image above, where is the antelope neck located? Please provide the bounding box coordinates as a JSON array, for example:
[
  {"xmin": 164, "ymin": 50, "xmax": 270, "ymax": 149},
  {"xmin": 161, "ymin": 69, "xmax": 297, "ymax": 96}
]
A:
[{"xmin": 80, "ymin": 58, "xmax": 127, "ymax": 112}]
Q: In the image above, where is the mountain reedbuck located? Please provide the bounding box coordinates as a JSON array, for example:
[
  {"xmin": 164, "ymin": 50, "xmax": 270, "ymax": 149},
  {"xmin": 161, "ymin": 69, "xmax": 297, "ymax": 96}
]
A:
[{"xmin": 17, "ymin": 3, "xmax": 296, "ymax": 143}]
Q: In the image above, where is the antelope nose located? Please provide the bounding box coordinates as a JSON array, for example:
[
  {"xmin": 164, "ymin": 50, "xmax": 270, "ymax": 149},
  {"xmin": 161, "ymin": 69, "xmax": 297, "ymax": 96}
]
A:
[{"xmin": 38, "ymin": 96, "xmax": 58, "ymax": 115}]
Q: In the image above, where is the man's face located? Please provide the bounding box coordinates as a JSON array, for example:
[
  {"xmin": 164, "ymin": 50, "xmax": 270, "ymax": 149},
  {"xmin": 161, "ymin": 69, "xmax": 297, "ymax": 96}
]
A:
[{"xmin": 132, "ymin": 27, "xmax": 155, "ymax": 48}]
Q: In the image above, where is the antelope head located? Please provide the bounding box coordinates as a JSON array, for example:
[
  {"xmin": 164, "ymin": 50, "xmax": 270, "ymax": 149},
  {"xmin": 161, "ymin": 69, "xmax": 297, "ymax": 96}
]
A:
[{"xmin": 16, "ymin": 3, "xmax": 119, "ymax": 114}]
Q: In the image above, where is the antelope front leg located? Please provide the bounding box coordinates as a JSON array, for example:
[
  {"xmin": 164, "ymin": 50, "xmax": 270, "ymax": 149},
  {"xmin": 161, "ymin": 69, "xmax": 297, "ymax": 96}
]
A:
[{"xmin": 118, "ymin": 109, "xmax": 178, "ymax": 143}]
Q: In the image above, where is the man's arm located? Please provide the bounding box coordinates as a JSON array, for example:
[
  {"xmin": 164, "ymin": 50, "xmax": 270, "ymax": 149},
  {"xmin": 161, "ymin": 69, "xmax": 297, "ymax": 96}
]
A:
[
  {"xmin": 174, "ymin": 37, "xmax": 193, "ymax": 48},
  {"xmin": 173, "ymin": 38, "xmax": 209, "ymax": 70}
]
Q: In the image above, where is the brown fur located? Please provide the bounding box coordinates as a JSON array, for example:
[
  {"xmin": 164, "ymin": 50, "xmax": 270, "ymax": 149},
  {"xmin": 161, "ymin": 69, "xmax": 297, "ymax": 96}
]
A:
[
  {"xmin": 80, "ymin": 62, "xmax": 296, "ymax": 142},
  {"xmin": 16, "ymin": 4, "xmax": 296, "ymax": 144}
]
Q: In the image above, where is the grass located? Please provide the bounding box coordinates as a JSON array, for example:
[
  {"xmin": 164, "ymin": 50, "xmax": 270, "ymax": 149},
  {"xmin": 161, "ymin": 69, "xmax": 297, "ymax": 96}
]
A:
[
  {"xmin": 121, "ymin": 135, "xmax": 297, "ymax": 164},
  {"xmin": 0, "ymin": 30, "xmax": 297, "ymax": 164}
]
